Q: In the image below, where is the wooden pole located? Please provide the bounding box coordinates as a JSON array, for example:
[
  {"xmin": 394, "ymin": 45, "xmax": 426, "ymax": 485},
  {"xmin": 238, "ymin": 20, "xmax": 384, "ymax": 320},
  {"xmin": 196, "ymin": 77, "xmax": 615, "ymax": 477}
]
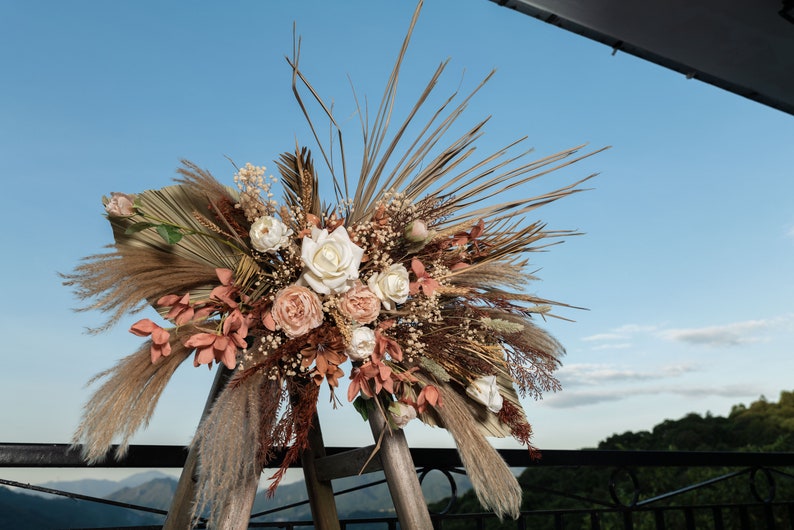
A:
[
  {"xmin": 301, "ymin": 412, "xmax": 341, "ymax": 530},
  {"xmin": 163, "ymin": 367, "xmax": 259, "ymax": 530},
  {"xmin": 367, "ymin": 401, "xmax": 433, "ymax": 529}
]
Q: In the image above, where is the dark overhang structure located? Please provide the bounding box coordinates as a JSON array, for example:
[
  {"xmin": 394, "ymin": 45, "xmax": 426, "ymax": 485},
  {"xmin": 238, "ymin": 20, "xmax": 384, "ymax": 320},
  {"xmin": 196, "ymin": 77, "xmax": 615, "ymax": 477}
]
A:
[{"xmin": 491, "ymin": 0, "xmax": 794, "ymax": 116}]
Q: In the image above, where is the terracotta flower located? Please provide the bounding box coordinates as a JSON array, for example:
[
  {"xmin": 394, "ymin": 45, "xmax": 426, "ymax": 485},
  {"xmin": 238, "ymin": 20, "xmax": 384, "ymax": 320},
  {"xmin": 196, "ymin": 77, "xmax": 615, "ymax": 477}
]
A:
[
  {"xmin": 408, "ymin": 258, "xmax": 439, "ymax": 297},
  {"xmin": 374, "ymin": 320, "xmax": 403, "ymax": 362},
  {"xmin": 416, "ymin": 385, "xmax": 443, "ymax": 414},
  {"xmin": 156, "ymin": 293, "xmax": 213, "ymax": 325},
  {"xmin": 185, "ymin": 330, "xmax": 246, "ymax": 370},
  {"xmin": 300, "ymin": 325, "xmax": 347, "ymax": 387},
  {"xmin": 129, "ymin": 319, "xmax": 171, "ymax": 363},
  {"xmin": 210, "ymin": 268, "xmax": 243, "ymax": 309},
  {"xmin": 348, "ymin": 363, "xmax": 381, "ymax": 401}
]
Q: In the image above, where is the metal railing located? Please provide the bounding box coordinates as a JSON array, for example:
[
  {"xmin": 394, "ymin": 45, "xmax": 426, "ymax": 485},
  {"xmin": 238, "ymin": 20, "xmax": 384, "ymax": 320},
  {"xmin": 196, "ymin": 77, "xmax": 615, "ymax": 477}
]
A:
[{"xmin": 2, "ymin": 443, "xmax": 794, "ymax": 529}]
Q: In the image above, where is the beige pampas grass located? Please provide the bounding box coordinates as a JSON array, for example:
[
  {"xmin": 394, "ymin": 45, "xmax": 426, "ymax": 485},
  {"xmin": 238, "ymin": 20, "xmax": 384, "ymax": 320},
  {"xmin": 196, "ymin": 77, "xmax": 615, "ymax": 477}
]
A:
[
  {"xmin": 429, "ymin": 378, "xmax": 522, "ymax": 519},
  {"xmin": 72, "ymin": 341, "xmax": 192, "ymax": 463},
  {"xmin": 191, "ymin": 371, "xmax": 281, "ymax": 527}
]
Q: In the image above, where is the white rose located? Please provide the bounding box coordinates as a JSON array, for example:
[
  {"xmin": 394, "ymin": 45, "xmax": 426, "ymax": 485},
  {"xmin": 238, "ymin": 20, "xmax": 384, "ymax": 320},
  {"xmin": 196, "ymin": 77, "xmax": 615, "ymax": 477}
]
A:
[
  {"xmin": 465, "ymin": 375, "xmax": 504, "ymax": 413},
  {"xmin": 346, "ymin": 326, "xmax": 376, "ymax": 362},
  {"xmin": 249, "ymin": 215, "xmax": 293, "ymax": 253},
  {"xmin": 300, "ymin": 226, "xmax": 364, "ymax": 295},
  {"xmin": 389, "ymin": 402, "xmax": 417, "ymax": 428},
  {"xmin": 367, "ymin": 264, "xmax": 410, "ymax": 310}
]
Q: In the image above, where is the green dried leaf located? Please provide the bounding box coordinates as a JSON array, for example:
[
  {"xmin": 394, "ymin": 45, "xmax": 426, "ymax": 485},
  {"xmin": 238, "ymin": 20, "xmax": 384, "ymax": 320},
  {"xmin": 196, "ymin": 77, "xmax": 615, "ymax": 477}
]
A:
[
  {"xmin": 124, "ymin": 221, "xmax": 155, "ymax": 235},
  {"xmin": 156, "ymin": 224, "xmax": 183, "ymax": 245},
  {"xmin": 353, "ymin": 395, "xmax": 369, "ymax": 421}
]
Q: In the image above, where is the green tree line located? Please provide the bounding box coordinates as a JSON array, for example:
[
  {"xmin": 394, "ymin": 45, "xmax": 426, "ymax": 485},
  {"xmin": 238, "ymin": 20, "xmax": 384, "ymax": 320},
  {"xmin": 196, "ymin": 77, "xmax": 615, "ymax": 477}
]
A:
[{"xmin": 430, "ymin": 390, "xmax": 794, "ymax": 529}]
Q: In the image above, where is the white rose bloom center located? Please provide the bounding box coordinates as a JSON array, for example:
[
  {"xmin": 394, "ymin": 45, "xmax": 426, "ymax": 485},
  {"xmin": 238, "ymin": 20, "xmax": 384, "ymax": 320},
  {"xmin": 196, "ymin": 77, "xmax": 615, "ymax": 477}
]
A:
[
  {"xmin": 368, "ymin": 263, "xmax": 410, "ymax": 310},
  {"xmin": 249, "ymin": 216, "xmax": 293, "ymax": 253},
  {"xmin": 346, "ymin": 326, "xmax": 376, "ymax": 362},
  {"xmin": 300, "ymin": 226, "xmax": 364, "ymax": 295}
]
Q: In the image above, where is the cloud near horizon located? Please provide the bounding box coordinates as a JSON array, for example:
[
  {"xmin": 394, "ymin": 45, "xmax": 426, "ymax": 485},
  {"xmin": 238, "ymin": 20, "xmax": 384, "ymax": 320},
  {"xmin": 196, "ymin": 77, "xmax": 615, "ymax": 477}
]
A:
[
  {"xmin": 580, "ymin": 324, "xmax": 660, "ymax": 352},
  {"xmin": 541, "ymin": 383, "xmax": 761, "ymax": 409},
  {"xmin": 661, "ymin": 315, "xmax": 793, "ymax": 347},
  {"xmin": 557, "ymin": 362, "xmax": 697, "ymax": 387},
  {"xmin": 581, "ymin": 315, "xmax": 793, "ymax": 350}
]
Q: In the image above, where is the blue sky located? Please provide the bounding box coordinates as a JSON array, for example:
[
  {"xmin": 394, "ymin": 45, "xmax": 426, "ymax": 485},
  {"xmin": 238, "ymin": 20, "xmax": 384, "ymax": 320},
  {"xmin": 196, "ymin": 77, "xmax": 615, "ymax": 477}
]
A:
[{"xmin": 2, "ymin": 0, "xmax": 793, "ymax": 483}]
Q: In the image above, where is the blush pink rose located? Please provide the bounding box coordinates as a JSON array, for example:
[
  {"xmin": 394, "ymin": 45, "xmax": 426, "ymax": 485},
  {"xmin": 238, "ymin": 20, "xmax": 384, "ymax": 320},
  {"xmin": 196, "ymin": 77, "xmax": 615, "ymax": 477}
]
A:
[
  {"xmin": 338, "ymin": 282, "xmax": 380, "ymax": 324},
  {"xmin": 105, "ymin": 192, "xmax": 136, "ymax": 216},
  {"xmin": 270, "ymin": 285, "xmax": 324, "ymax": 338}
]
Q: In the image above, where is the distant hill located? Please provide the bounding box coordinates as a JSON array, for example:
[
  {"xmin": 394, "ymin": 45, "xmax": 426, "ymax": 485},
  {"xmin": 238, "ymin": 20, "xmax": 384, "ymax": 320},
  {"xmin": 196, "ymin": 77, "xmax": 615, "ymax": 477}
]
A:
[
  {"xmin": 3, "ymin": 459, "xmax": 470, "ymax": 527},
  {"xmin": 32, "ymin": 470, "xmax": 175, "ymax": 499},
  {"xmin": 0, "ymin": 485, "xmax": 164, "ymax": 530},
  {"xmin": 107, "ymin": 477, "xmax": 177, "ymax": 511},
  {"xmin": 433, "ymin": 390, "xmax": 794, "ymax": 529},
  {"xmin": 250, "ymin": 469, "xmax": 472, "ymax": 522}
]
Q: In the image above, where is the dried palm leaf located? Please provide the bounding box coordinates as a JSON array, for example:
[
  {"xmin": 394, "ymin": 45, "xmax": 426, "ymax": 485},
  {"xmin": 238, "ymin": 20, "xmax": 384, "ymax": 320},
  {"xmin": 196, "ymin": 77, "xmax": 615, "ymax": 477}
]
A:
[{"xmin": 276, "ymin": 145, "xmax": 321, "ymax": 220}]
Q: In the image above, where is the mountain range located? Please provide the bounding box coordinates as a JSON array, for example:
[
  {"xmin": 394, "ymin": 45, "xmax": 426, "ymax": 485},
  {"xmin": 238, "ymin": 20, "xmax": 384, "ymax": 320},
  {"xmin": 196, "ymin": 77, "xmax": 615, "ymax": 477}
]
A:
[{"xmin": 1, "ymin": 466, "xmax": 470, "ymax": 529}]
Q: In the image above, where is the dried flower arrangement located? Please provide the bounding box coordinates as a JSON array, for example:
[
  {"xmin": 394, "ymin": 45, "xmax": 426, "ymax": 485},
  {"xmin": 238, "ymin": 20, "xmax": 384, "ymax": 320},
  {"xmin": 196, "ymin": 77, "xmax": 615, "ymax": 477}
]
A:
[{"xmin": 64, "ymin": 2, "xmax": 603, "ymax": 524}]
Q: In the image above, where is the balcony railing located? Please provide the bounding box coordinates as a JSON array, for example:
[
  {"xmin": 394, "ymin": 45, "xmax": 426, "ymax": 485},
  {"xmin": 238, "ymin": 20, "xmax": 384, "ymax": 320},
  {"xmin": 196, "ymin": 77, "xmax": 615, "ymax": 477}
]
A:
[{"xmin": 2, "ymin": 443, "xmax": 794, "ymax": 529}]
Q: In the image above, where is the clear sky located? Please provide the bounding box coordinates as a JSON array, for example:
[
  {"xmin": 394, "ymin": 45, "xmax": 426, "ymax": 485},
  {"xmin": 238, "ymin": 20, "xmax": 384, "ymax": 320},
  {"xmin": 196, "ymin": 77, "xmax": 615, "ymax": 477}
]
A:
[{"xmin": 2, "ymin": 0, "xmax": 793, "ymax": 485}]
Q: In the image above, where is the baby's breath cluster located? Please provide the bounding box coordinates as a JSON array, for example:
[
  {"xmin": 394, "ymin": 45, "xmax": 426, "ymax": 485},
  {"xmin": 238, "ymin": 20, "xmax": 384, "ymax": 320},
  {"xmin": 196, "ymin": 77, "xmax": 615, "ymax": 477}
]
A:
[{"xmin": 234, "ymin": 163, "xmax": 277, "ymax": 221}]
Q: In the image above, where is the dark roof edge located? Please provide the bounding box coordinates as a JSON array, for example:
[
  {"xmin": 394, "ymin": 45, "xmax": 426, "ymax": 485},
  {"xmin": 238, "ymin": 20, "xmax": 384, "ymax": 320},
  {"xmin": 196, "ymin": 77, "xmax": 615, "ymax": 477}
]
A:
[{"xmin": 490, "ymin": 0, "xmax": 794, "ymax": 116}]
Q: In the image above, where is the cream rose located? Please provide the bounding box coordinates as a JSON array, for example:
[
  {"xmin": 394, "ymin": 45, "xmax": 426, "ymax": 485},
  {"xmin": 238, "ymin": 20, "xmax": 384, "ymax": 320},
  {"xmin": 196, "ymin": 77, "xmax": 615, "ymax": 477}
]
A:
[
  {"xmin": 250, "ymin": 215, "xmax": 293, "ymax": 253},
  {"xmin": 299, "ymin": 226, "xmax": 364, "ymax": 294},
  {"xmin": 105, "ymin": 192, "xmax": 136, "ymax": 216},
  {"xmin": 346, "ymin": 326, "xmax": 376, "ymax": 362},
  {"xmin": 465, "ymin": 374, "xmax": 504, "ymax": 413},
  {"xmin": 367, "ymin": 263, "xmax": 410, "ymax": 310},
  {"xmin": 389, "ymin": 402, "xmax": 417, "ymax": 428},
  {"xmin": 338, "ymin": 282, "xmax": 380, "ymax": 324},
  {"xmin": 270, "ymin": 285, "xmax": 324, "ymax": 338}
]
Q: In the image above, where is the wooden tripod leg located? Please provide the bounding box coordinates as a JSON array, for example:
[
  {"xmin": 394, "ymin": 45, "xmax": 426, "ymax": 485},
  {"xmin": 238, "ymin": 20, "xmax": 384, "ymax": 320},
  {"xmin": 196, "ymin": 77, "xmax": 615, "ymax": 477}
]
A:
[
  {"xmin": 367, "ymin": 401, "xmax": 433, "ymax": 529},
  {"xmin": 301, "ymin": 412, "xmax": 341, "ymax": 530},
  {"xmin": 163, "ymin": 367, "xmax": 259, "ymax": 530}
]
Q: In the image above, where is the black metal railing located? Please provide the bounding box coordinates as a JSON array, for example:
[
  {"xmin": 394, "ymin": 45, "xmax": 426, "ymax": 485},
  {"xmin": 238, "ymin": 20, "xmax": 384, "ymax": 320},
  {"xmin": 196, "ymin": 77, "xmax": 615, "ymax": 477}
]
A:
[{"xmin": 2, "ymin": 443, "xmax": 794, "ymax": 529}]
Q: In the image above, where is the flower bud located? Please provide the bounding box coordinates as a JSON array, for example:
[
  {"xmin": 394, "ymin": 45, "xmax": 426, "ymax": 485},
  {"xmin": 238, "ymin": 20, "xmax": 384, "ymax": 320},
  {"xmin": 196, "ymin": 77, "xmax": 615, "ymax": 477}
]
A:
[
  {"xmin": 404, "ymin": 219, "xmax": 429, "ymax": 242},
  {"xmin": 105, "ymin": 192, "xmax": 136, "ymax": 216},
  {"xmin": 389, "ymin": 402, "xmax": 417, "ymax": 428}
]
